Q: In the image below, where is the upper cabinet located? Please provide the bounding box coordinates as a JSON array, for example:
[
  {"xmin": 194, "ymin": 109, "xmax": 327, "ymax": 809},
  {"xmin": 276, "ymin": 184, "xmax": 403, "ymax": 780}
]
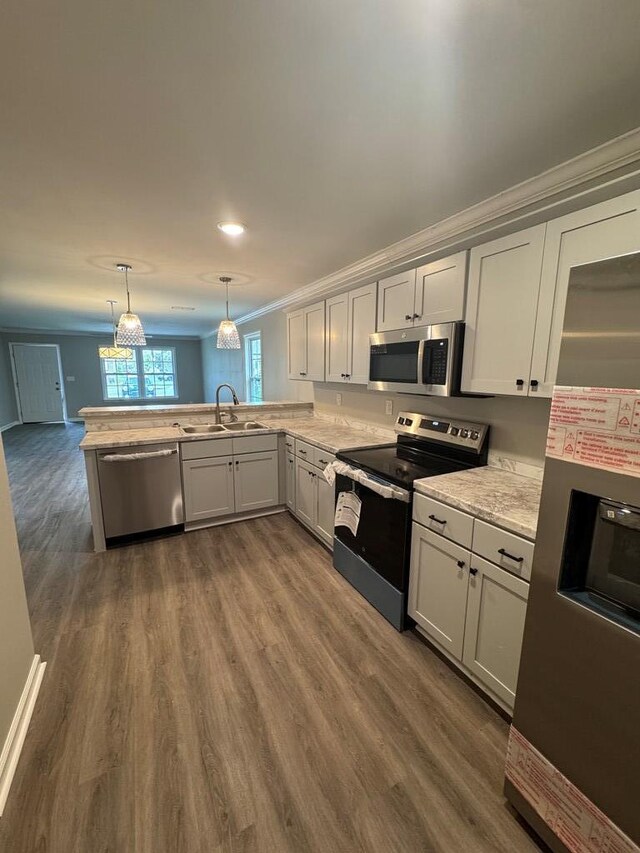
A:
[
  {"xmin": 529, "ymin": 189, "xmax": 640, "ymax": 397},
  {"xmin": 376, "ymin": 251, "xmax": 467, "ymax": 332},
  {"xmin": 326, "ymin": 282, "xmax": 377, "ymax": 384},
  {"xmin": 462, "ymin": 190, "xmax": 640, "ymax": 397},
  {"xmin": 287, "ymin": 301, "xmax": 325, "ymax": 381},
  {"xmin": 461, "ymin": 225, "xmax": 546, "ymax": 396}
]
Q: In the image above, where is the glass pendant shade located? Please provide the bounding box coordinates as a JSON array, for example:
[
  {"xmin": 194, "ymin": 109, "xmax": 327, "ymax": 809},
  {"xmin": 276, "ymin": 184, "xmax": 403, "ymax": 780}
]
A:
[
  {"xmin": 216, "ymin": 277, "xmax": 241, "ymax": 349},
  {"xmin": 216, "ymin": 319, "xmax": 241, "ymax": 349},
  {"xmin": 116, "ymin": 312, "xmax": 147, "ymax": 346},
  {"xmin": 115, "ymin": 263, "xmax": 146, "ymax": 346},
  {"xmin": 102, "ymin": 300, "xmax": 134, "ymax": 358}
]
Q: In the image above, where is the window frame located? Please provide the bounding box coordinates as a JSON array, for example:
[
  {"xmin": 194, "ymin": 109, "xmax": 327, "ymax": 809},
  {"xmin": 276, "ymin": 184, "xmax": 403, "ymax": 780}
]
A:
[
  {"xmin": 99, "ymin": 345, "xmax": 179, "ymax": 402},
  {"xmin": 244, "ymin": 331, "xmax": 263, "ymax": 403}
]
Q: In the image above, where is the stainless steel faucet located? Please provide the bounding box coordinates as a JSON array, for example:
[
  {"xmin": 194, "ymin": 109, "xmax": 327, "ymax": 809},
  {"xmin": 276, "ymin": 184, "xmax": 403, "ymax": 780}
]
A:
[{"xmin": 215, "ymin": 383, "xmax": 240, "ymax": 424}]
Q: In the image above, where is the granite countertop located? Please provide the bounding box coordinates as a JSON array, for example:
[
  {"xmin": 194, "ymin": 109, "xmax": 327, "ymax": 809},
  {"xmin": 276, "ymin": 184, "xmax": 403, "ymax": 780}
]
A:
[
  {"xmin": 79, "ymin": 400, "xmax": 311, "ymax": 417},
  {"xmin": 414, "ymin": 466, "xmax": 542, "ymax": 540},
  {"xmin": 80, "ymin": 416, "xmax": 395, "ymax": 455}
]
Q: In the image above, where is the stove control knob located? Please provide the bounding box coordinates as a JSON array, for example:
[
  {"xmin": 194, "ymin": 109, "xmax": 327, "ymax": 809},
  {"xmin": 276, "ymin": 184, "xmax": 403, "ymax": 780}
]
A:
[
  {"xmin": 450, "ymin": 427, "xmax": 459, "ymax": 436},
  {"xmin": 470, "ymin": 430, "xmax": 479, "ymax": 440},
  {"xmin": 405, "ymin": 419, "xmax": 413, "ymax": 426},
  {"xmin": 460, "ymin": 429, "xmax": 469, "ymax": 438},
  {"xmin": 398, "ymin": 417, "xmax": 405, "ymax": 425}
]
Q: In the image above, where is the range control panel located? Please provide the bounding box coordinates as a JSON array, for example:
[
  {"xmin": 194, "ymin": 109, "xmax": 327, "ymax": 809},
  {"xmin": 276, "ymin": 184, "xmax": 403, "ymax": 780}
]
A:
[{"xmin": 395, "ymin": 411, "xmax": 489, "ymax": 452}]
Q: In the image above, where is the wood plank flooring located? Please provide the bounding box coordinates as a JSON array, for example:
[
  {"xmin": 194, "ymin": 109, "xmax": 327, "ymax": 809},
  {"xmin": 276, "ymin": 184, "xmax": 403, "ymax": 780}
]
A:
[{"xmin": 0, "ymin": 423, "xmax": 545, "ymax": 852}]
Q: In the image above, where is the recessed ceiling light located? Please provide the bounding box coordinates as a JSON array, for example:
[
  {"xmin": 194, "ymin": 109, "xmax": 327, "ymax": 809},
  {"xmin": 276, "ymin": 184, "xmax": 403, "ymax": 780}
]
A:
[{"xmin": 217, "ymin": 221, "xmax": 246, "ymax": 236}]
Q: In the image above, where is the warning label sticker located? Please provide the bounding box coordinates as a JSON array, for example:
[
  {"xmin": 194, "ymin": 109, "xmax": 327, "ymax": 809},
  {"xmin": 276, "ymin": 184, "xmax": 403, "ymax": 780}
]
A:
[
  {"xmin": 506, "ymin": 727, "xmax": 639, "ymax": 853},
  {"xmin": 547, "ymin": 387, "xmax": 640, "ymax": 477}
]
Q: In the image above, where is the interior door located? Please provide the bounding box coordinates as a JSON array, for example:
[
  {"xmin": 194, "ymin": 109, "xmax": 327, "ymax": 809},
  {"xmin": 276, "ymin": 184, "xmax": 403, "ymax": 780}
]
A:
[{"xmin": 12, "ymin": 344, "xmax": 64, "ymax": 422}]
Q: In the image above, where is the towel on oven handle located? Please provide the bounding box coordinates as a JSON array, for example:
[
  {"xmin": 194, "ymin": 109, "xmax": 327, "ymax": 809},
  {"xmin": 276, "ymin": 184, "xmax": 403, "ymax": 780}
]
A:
[{"xmin": 323, "ymin": 460, "xmax": 408, "ymax": 501}]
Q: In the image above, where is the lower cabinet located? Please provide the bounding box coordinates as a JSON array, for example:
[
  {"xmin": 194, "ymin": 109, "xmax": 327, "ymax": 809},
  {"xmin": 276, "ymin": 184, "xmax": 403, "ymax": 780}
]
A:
[
  {"xmin": 409, "ymin": 511, "xmax": 531, "ymax": 712},
  {"xmin": 183, "ymin": 450, "xmax": 279, "ymax": 523},
  {"xmin": 462, "ymin": 555, "xmax": 529, "ymax": 708},
  {"xmin": 234, "ymin": 451, "xmax": 279, "ymax": 512},
  {"xmin": 293, "ymin": 455, "xmax": 335, "ymax": 549},
  {"xmin": 409, "ymin": 525, "xmax": 470, "ymax": 660},
  {"xmin": 285, "ymin": 451, "xmax": 295, "ymax": 510},
  {"xmin": 183, "ymin": 455, "xmax": 235, "ymax": 521}
]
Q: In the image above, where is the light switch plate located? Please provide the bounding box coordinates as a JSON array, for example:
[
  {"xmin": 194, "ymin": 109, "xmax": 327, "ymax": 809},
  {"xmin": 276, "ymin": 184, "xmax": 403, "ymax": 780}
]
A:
[
  {"xmin": 336, "ymin": 393, "xmax": 342, "ymax": 406},
  {"xmin": 385, "ymin": 399, "xmax": 393, "ymax": 415}
]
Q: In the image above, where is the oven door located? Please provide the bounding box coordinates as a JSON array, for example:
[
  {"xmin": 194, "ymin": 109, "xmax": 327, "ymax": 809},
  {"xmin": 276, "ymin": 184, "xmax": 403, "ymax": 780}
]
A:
[
  {"xmin": 368, "ymin": 323, "xmax": 462, "ymax": 396},
  {"xmin": 334, "ymin": 472, "xmax": 411, "ymax": 591}
]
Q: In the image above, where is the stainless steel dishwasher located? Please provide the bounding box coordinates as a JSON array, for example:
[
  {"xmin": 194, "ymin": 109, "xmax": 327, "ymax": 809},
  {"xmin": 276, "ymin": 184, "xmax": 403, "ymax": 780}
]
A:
[{"xmin": 97, "ymin": 442, "xmax": 184, "ymax": 540}]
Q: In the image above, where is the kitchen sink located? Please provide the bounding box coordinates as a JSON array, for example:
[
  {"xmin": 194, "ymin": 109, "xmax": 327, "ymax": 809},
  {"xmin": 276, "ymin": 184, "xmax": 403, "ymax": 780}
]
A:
[
  {"xmin": 181, "ymin": 424, "xmax": 228, "ymax": 434},
  {"xmin": 222, "ymin": 421, "xmax": 267, "ymax": 431}
]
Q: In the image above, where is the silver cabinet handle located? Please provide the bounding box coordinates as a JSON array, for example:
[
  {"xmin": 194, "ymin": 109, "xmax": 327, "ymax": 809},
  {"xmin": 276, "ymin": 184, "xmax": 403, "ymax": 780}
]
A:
[{"xmin": 101, "ymin": 448, "xmax": 176, "ymax": 462}]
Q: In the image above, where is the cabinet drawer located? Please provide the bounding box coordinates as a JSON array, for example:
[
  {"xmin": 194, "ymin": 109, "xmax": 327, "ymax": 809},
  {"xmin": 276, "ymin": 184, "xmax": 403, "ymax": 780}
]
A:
[
  {"xmin": 472, "ymin": 519, "xmax": 535, "ymax": 580},
  {"xmin": 181, "ymin": 437, "xmax": 234, "ymax": 460},
  {"xmin": 313, "ymin": 448, "xmax": 335, "ymax": 470},
  {"xmin": 231, "ymin": 434, "xmax": 278, "ymax": 455},
  {"xmin": 413, "ymin": 493, "xmax": 474, "ymax": 549},
  {"xmin": 295, "ymin": 438, "xmax": 315, "ymax": 461},
  {"xmin": 284, "ymin": 434, "xmax": 295, "ymax": 452}
]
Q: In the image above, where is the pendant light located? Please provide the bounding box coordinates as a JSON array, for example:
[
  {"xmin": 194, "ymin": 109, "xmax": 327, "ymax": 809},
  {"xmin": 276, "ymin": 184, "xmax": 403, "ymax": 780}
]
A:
[
  {"xmin": 99, "ymin": 300, "xmax": 133, "ymax": 359},
  {"xmin": 216, "ymin": 276, "xmax": 241, "ymax": 349},
  {"xmin": 115, "ymin": 263, "xmax": 146, "ymax": 346}
]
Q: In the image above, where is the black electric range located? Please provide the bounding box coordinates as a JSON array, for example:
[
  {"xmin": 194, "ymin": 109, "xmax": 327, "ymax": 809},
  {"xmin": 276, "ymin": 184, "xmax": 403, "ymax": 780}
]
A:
[{"xmin": 333, "ymin": 411, "xmax": 489, "ymax": 631}]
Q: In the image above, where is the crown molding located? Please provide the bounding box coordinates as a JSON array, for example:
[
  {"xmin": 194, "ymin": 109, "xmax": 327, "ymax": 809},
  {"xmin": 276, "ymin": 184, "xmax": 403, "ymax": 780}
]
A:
[
  {"xmin": 236, "ymin": 126, "xmax": 640, "ymax": 326},
  {"xmin": 0, "ymin": 327, "xmax": 201, "ymax": 341}
]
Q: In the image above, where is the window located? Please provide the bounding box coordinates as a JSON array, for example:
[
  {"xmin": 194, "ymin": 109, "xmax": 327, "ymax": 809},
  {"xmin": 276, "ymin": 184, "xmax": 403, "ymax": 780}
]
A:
[
  {"xmin": 99, "ymin": 347, "xmax": 178, "ymax": 400},
  {"xmin": 244, "ymin": 332, "xmax": 262, "ymax": 403}
]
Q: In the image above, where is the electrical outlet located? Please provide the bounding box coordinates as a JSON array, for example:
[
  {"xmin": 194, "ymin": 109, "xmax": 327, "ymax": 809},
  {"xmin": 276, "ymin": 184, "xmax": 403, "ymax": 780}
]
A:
[
  {"xmin": 66, "ymin": 376, "xmax": 76, "ymax": 382},
  {"xmin": 336, "ymin": 393, "xmax": 342, "ymax": 406},
  {"xmin": 385, "ymin": 399, "xmax": 393, "ymax": 416}
]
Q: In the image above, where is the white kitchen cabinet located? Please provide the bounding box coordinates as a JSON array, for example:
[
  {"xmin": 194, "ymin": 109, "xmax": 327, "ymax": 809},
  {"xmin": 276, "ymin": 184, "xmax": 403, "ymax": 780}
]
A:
[
  {"xmin": 295, "ymin": 457, "xmax": 317, "ymax": 528},
  {"xmin": 325, "ymin": 283, "xmax": 377, "ymax": 384},
  {"xmin": 530, "ymin": 189, "xmax": 640, "ymax": 397},
  {"xmin": 287, "ymin": 302, "xmax": 325, "ymax": 381},
  {"xmin": 462, "ymin": 555, "xmax": 529, "ymax": 709},
  {"xmin": 233, "ymin": 451, "xmax": 279, "ymax": 513},
  {"xmin": 461, "ymin": 225, "xmax": 546, "ymax": 396},
  {"xmin": 183, "ymin": 455, "xmax": 235, "ymax": 522},
  {"xmin": 377, "ymin": 252, "xmax": 467, "ymax": 332},
  {"xmin": 377, "ymin": 270, "xmax": 417, "ymax": 332},
  {"xmin": 285, "ymin": 451, "xmax": 296, "ymax": 511},
  {"xmin": 315, "ymin": 471, "xmax": 335, "ymax": 548},
  {"xmin": 409, "ymin": 524, "xmax": 470, "ymax": 660},
  {"xmin": 413, "ymin": 251, "xmax": 467, "ymax": 326}
]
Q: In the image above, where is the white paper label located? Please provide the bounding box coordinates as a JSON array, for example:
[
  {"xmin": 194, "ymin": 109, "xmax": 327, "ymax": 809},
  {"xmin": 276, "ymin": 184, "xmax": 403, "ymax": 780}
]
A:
[
  {"xmin": 506, "ymin": 727, "xmax": 638, "ymax": 853},
  {"xmin": 547, "ymin": 386, "xmax": 640, "ymax": 477},
  {"xmin": 334, "ymin": 491, "xmax": 362, "ymax": 536}
]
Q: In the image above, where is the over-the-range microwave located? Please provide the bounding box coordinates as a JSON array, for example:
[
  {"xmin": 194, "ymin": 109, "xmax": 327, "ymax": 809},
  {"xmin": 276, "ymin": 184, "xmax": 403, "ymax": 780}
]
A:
[{"xmin": 368, "ymin": 322, "xmax": 464, "ymax": 396}]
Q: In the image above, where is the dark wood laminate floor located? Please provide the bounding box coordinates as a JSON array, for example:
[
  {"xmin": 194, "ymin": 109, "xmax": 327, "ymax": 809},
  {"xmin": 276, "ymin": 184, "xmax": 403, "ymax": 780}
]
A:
[{"xmin": 0, "ymin": 423, "xmax": 544, "ymax": 853}]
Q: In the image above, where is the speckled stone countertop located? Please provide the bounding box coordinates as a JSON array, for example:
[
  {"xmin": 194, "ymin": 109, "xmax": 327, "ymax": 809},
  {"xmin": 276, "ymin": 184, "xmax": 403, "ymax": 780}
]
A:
[
  {"xmin": 414, "ymin": 466, "xmax": 542, "ymax": 540},
  {"xmin": 79, "ymin": 416, "xmax": 395, "ymax": 455}
]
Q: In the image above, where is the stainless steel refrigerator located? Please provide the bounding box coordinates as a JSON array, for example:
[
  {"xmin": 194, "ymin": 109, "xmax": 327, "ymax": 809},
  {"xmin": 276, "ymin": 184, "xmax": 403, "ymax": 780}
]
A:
[{"xmin": 505, "ymin": 252, "xmax": 640, "ymax": 853}]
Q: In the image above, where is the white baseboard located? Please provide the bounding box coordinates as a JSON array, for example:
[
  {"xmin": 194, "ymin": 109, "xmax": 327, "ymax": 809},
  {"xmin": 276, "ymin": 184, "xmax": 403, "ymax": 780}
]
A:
[
  {"xmin": 0, "ymin": 421, "xmax": 20, "ymax": 434},
  {"xmin": 0, "ymin": 655, "xmax": 47, "ymax": 817}
]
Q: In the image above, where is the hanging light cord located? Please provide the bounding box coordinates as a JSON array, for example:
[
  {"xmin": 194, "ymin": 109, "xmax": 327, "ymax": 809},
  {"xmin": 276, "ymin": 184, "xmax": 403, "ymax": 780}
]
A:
[
  {"xmin": 220, "ymin": 276, "xmax": 232, "ymax": 320},
  {"xmin": 124, "ymin": 266, "xmax": 132, "ymax": 312},
  {"xmin": 108, "ymin": 300, "xmax": 118, "ymax": 345}
]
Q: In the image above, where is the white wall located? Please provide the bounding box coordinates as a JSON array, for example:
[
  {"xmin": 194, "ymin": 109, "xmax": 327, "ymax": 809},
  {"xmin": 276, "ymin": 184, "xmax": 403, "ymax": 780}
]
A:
[{"xmin": 0, "ymin": 436, "xmax": 35, "ymax": 768}]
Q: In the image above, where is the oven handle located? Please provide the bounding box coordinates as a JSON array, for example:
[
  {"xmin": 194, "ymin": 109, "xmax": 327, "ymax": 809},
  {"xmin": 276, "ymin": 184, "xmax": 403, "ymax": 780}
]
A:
[{"xmin": 325, "ymin": 460, "xmax": 410, "ymax": 503}]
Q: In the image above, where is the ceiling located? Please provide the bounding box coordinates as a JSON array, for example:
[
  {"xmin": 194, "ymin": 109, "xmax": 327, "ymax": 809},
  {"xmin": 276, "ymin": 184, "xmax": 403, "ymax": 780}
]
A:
[{"xmin": 1, "ymin": 1, "xmax": 640, "ymax": 337}]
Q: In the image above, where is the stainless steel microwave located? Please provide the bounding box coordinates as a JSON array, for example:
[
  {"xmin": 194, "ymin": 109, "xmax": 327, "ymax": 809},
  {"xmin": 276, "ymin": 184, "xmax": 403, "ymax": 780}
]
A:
[{"xmin": 368, "ymin": 322, "xmax": 464, "ymax": 396}]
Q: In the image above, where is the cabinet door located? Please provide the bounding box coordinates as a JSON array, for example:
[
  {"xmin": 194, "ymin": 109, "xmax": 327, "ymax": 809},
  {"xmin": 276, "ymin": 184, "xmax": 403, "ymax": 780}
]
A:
[
  {"xmin": 285, "ymin": 451, "xmax": 296, "ymax": 511},
  {"xmin": 295, "ymin": 458, "xmax": 317, "ymax": 528},
  {"xmin": 376, "ymin": 269, "xmax": 417, "ymax": 331},
  {"xmin": 233, "ymin": 451, "xmax": 280, "ymax": 513},
  {"xmin": 461, "ymin": 225, "xmax": 546, "ymax": 396},
  {"xmin": 414, "ymin": 251, "xmax": 467, "ymax": 326},
  {"xmin": 347, "ymin": 282, "xmax": 377, "ymax": 384},
  {"xmin": 325, "ymin": 293, "xmax": 349, "ymax": 383},
  {"xmin": 303, "ymin": 302, "xmax": 326, "ymax": 381},
  {"xmin": 462, "ymin": 555, "xmax": 529, "ymax": 710},
  {"xmin": 287, "ymin": 310, "xmax": 306, "ymax": 379},
  {"xmin": 530, "ymin": 189, "xmax": 640, "ymax": 397},
  {"xmin": 183, "ymin": 456, "xmax": 235, "ymax": 522},
  {"xmin": 315, "ymin": 469, "xmax": 335, "ymax": 549},
  {"xmin": 408, "ymin": 524, "xmax": 470, "ymax": 660}
]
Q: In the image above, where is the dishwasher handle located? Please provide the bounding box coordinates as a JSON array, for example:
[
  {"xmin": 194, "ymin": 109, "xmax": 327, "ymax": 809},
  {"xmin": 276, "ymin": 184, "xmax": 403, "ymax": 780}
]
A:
[{"xmin": 100, "ymin": 448, "xmax": 177, "ymax": 463}]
